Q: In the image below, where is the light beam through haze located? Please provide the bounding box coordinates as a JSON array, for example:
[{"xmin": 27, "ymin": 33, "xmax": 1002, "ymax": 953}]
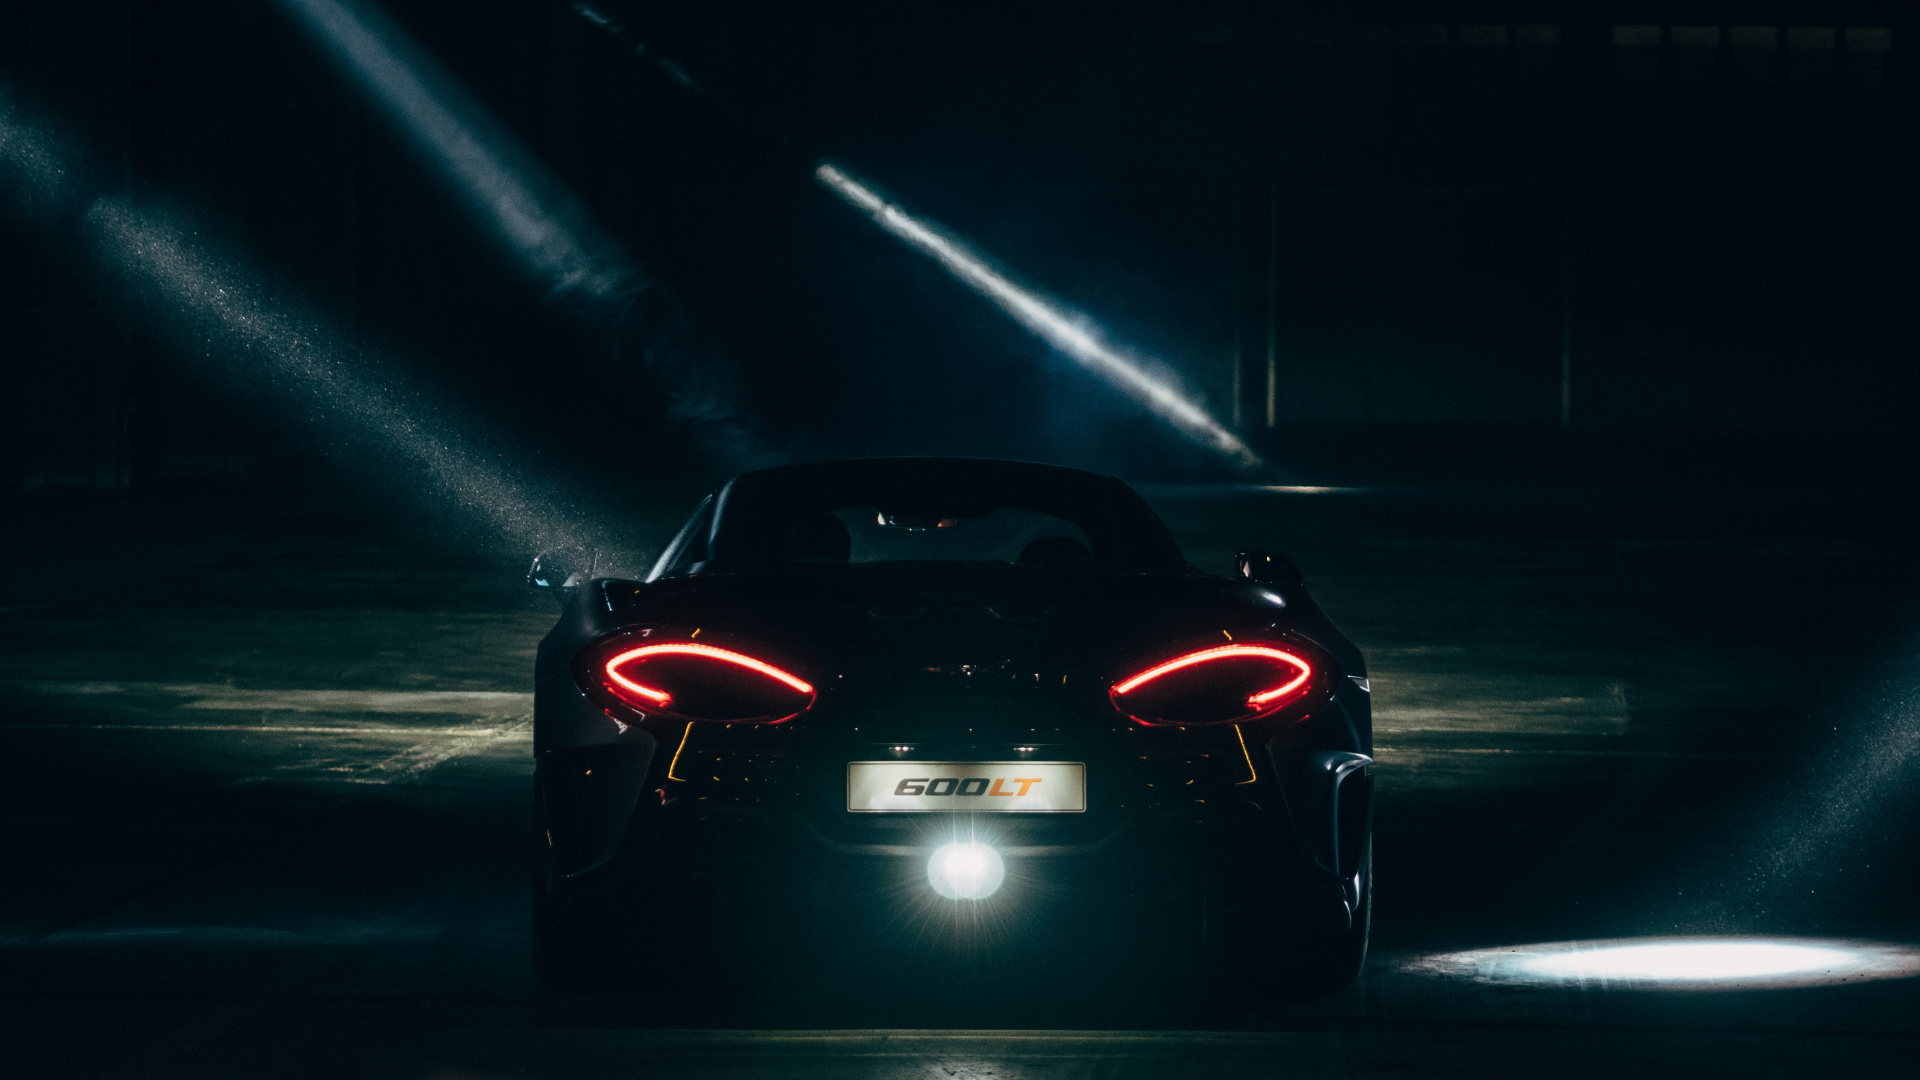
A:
[
  {"xmin": 2, "ymin": 90, "xmax": 605, "ymax": 556},
  {"xmin": 280, "ymin": 0, "xmax": 629, "ymax": 302},
  {"xmin": 87, "ymin": 200, "xmax": 602, "ymax": 554},
  {"xmin": 278, "ymin": 0, "xmax": 769, "ymax": 470},
  {"xmin": 816, "ymin": 164, "xmax": 1261, "ymax": 470}
]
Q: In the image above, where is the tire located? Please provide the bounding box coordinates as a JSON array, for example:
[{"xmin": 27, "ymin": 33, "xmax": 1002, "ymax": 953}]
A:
[
  {"xmin": 1282, "ymin": 848, "xmax": 1372, "ymax": 999},
  {"xmin": 1198, "ymin": 848, "xmax": 1371, "ymax": 1005},
  {"xmin": 531, "ymin": 827, "xmax": 716, "ymax": 996},
  {"xmin": 531, "ymin": 867, "xmax": 609, "ymax": 993},
  {"xmin": 531, "ymin": 775, "xmax": 602, "ymax": 993}
]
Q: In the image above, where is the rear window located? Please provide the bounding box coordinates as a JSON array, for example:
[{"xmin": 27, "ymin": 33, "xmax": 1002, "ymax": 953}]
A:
[
  {"xmin": 829, "ymin": 505, "xmax": 1094, "ymax": 566},
  {"xmin": 651, "ymin": 459, "xmax": 1188, "ymax": 577}
]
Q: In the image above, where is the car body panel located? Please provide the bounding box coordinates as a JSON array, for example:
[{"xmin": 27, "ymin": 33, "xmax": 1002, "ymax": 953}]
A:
[{"xmin": 532, "ymin": 458, "xmax": 1375, "ymax": 970}]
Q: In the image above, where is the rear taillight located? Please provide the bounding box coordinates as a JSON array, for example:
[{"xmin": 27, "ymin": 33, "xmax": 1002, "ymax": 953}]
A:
[
  {"xmin": 593, "ymin": 641, "xmax": 816, "ymax": 723},
  {"xmin": 1110, "ymin": 644, "xmax": 1319, "ymax": 725}
]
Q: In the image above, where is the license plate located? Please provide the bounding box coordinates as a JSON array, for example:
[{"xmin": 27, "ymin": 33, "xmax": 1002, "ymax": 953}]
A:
[{"xmin": 846, "ymin": 761, "xmax": 1086, "ymax": 813}]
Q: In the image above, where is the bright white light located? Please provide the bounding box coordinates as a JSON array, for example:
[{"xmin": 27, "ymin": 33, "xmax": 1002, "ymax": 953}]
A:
[
  {"xmin": 927, "ymin": 842, "xmax": 1005, "ymax": 900},
  {"xmin": 1524, "ymin": 940, "xmax": 1855, "ymax": 981},
  {"xmin": 816, "ymin": 165, "xmax": 1262, "ymax": 470},
  {"xmin": 1411, "ymin": 936, "xmax": 1920, "ymax": 990}
]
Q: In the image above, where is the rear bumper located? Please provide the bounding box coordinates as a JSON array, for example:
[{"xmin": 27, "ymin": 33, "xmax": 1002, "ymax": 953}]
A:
[
  {"xmin": 539, "ymin": 762, "xmax": 1370, "ymax": 921},
  {"xmin": 791, "ymin": 810, "xmax": 1140, "ymax": 858},
  {"xmin": 534, "ymin": 673, "xmax": 1374, "ymax": 912}
]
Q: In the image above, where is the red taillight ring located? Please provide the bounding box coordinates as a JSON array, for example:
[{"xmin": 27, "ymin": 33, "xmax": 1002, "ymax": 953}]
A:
[
  {"xmin": 1111, "ymin": 644, "xmax": 1312, "ymax": 706},
  {"xmin": 604, "ymin": 642, "xmax": 816, "ymax": 711}
]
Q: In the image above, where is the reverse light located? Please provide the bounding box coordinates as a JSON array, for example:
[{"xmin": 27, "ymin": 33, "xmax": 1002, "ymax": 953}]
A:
[
  {"xmin": 928, "ymin": 842, "xmax": 1005, "ymax": 899},
  {"xmin": 596, "ymin": 642, "xmax": 816, "ymax": 723},
  {"xmin": 1111, "ymin": 644, "xmax": 1319, "ymax": 725}
]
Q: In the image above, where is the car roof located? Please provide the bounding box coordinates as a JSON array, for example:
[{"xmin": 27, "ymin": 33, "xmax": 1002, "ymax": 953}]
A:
[
  {"xmin": 728, "ymin": 456, "xmax": 1121, "ymax": 494},
  {"xmin": 694, "ymin": 457, "xmax": 1188, "ymax": 574}
]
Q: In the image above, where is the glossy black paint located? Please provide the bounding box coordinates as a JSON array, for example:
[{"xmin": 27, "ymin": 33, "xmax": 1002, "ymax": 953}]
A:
[{"xmin": 531, "ymin": 459, "xmax": 1374, "ymax": 992}]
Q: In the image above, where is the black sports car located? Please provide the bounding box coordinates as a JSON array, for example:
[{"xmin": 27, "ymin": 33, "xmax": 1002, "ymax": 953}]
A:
[{"xmin": 530, "ymin": 458, "xmax": 1373, "ymax": 1000}]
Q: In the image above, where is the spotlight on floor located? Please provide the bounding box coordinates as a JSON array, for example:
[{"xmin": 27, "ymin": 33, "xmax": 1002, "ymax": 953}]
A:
[
  {"xmin": 928, "ymin": 842, "xmax": 1005, "ymax": 900},
  {"xmin": 1409, "ymin": 936, "xmax": 1920, "ymax": 990},
  {"xmin": 815, "ymin": 164, "xmax": 1262, "ymax": 471}
]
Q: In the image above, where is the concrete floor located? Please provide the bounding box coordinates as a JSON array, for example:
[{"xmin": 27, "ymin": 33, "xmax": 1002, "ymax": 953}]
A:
[{"xmin": 3, "ymin": 480, "xmax": 1918, "ymax": 1077}]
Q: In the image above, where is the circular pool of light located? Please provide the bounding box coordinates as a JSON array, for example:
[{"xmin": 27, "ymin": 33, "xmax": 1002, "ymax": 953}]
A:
[{"xmin": 1408, "ymin": 936, "xmax": 1920, "ymax": 989}]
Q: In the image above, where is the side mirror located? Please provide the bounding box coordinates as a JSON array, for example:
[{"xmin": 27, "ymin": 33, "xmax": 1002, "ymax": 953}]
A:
[
  {"xmin": 527, "ymin": 551, "xmax": 590, "ymax": 592},
  {"xmin": 1236, "ymin": 550, "xmax": 1302, "ymax": 587}
]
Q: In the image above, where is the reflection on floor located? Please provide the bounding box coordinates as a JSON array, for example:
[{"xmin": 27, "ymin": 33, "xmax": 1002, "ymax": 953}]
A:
[{"xmin": 2, "ymin": 484, "xmax": 1917, "ymax": 1077}]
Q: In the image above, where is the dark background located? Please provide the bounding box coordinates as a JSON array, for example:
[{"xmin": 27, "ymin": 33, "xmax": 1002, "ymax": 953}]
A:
[
  {"xmin": 4, "ymin": 8, "xmax": 1920, "ymax": 1073},
  {"xmin": 0, "ymin": 1, "xmax": 1913, "ymax": 497}
]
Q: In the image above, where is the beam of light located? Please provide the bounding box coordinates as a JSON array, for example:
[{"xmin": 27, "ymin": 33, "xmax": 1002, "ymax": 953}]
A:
[
  {"xmin": 0, "ymin": 91, "xmax": 74, "ymax": 212},
  {"xmin": 84, "ymin": 198, "xmax": 604, "ymax": 554},
  {"xmin": 1730, "ymin": 675, "xmax": 1920, "ymax": 902},
  {"xmin": 570, "ymin": 4, "xmax": 703, "ymax": 94},
  {"xmin": 5, "ymin": 95, "xmax": 605, "ymax": 555},
  {"xmin": 277, "ymin": 0, "xmax": 770, "ymax": 470},
  {"xmin": 1645, "ymin": 641, "xmax": 1920, "ymax": 931},
  {"xmin": 1408, "ymin": 937, "xmax": 1920, "ymax": 990},
  {"xmin": 815, "ymin": 165, "xmax": 1262, "ymax": 470},
  {"xmin": 279, "ymin": 0, "xmax": 631, "ymax": 302}
]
